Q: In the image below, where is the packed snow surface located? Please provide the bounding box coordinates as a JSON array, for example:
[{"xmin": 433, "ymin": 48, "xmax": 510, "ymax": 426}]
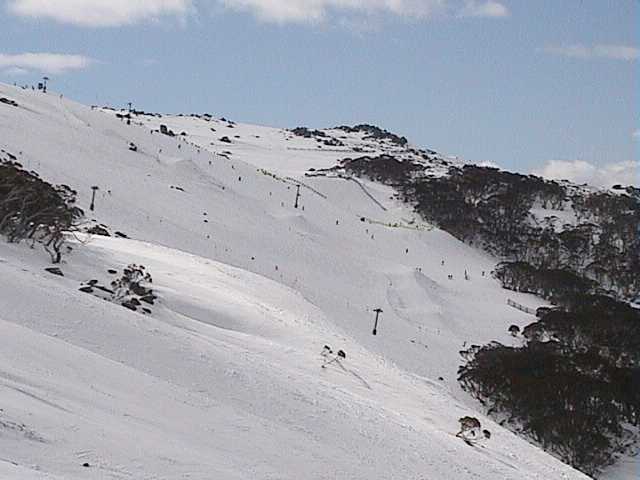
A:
[{"xmin": 0, "ymin": 84, "xmax": 600, "ymax": 479}]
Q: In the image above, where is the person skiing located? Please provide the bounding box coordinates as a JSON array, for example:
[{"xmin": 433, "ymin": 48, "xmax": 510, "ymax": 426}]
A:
[{"xmin": 321, "ymin": 346, "xmax": 346, "ymax": 368}]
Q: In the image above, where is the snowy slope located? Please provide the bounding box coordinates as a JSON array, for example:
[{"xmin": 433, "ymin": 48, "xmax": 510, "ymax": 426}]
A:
[{"xmin": 0, "ymin": 83, "xmax": 596, "ymax": 479}]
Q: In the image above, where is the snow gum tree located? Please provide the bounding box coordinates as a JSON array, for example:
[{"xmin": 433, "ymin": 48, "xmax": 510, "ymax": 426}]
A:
[{"xmin": 0, "ymin": 154, "xmax": 83, "ymax": 263}]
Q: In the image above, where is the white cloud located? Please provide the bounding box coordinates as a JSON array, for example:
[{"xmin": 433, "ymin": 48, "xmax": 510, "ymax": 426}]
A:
[
  {"xmin": 458, "ymin": 1, "xmax": 508, "ymax": 18},
  {"xmin": 218, "ymin": 0, "xmax": 448, "ymax": 23},
  {"xmin": 141, "ymin": 58, "xmax": 160, "ymax": 67},
  {"xmin": 534, "ymin": 159, "xmax": 639, "ymax": 188},
  {"xmin": 592, "ymin": 45, "xmax": 640, "ymax": 61},
  {"xmin": 543, "ymin": 44, "xmax": 639, "ymax": 61},
  {"xmin": 633, "ymin": 129, "xmax": 640, "ymax": 140},
  {"xmin": 1, "ymin": 66, "xmax": 29, "ymax": 76},
  {"xmin": 7, "ymin": 0, "xmax": 192, "ymax": 27},
  {"xmin": 0, "ymin": 53, "xmax": 94, "ymax": 74},
  {"xmin": 7, "ymin": 0, "xmax": 510, "ymax": 26}
]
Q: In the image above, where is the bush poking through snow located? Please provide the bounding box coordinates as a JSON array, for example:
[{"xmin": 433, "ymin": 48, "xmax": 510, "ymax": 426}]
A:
[
  {"xmin": 456, "ymin": 416, "xmax": 481, "ymax": 441},
  {"xmin": 111, "ymin": 264, "xmax": 156, "ymax": 310},
  {"xmin": 508, "ymin": 325, "xmax": 520, "ymax": 337},
  {"xmin": 78, "ymin": 265, "xmax": 157, "ymax": 314}
]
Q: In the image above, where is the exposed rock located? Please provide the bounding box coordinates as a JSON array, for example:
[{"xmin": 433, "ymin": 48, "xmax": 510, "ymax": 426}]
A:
[
  {"xmin": 0, "ymin": 97, "xmax": 18, "ymax": 107},
  {"xmin": 45, "ymin": 267, "xmax": 64, "ymax": 277},
  {"xmin": 292, "ymin": 127, "xmax": 326, "ymax": 138},
  {"xmin": 94, "ymin": 285, "xmax": 114, "ymax": 294},
  {"xmin": 139, "ymin": 294, "xmax": 156, "ymax": 305},
  {"xmin": 86, "ymin": 225, "xmax": 110, "ymax": 236},
  {"xmin": 121, "ymin": 300, "xmax": 138, "ymax": 311},
  {"xmin": 159, "ymin": 124, "xmax": 175, "ymax": 137}
]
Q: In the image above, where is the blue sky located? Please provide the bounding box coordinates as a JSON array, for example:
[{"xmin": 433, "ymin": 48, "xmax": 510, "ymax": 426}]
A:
[{"xmin": 0, "ymin": 0, "xmax": 638, "ymax": 185}]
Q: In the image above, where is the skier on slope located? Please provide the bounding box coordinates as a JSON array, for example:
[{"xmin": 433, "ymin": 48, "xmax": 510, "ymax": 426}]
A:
[{"xmin": 321, "ymin": 345, "xmax": 346, "ymax": 368}]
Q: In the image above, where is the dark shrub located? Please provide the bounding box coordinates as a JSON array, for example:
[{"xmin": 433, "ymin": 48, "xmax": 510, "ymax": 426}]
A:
[{"xmin": 0, "ymin": 154, "xmax": 83, "ymax": 262}]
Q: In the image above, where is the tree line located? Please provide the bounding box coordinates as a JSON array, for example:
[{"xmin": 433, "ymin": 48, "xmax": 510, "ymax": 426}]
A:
[
  {"xmin": 326, "ymin": 151, "xmax": 640, "ymax": 475},
  {"xmin": 332, "ymin": 158, "xmax": 639, "ymax": 301}
]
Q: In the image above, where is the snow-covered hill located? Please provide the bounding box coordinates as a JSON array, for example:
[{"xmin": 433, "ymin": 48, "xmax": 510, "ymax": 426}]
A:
[{"xmin": 0, "ymin": 83, "xmax": 597, "ymax": 479}]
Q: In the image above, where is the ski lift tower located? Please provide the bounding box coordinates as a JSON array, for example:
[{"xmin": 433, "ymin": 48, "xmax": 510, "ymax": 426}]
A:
[
  {"xmin": 294, "ymin": 184, "xmax": 301, "ymax": 209},
  {"xmin": 372, "ymin": 308, "xmax": 383, "ymax": 335},
  {"xmin": 90, "ymin": 185, "xmax": 99, "ymax": 212}
]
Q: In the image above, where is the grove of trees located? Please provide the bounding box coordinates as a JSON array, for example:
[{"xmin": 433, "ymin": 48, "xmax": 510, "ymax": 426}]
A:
[
  {"xmin": 0, "ymin": 153, "xmax": 83, "ymax": 262},
  {"xmin": 458, "ymin": 294, "xmax": 640, "ymax": 476}
]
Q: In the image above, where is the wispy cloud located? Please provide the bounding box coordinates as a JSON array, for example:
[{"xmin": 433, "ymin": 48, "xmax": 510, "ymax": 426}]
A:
[
  {"xmin": 1, "ymin": 66, "xmax": 29, "ymax": 76},
  {"xmin": 534, "ymin": 159, "xmax": 639, "ymax": 188},
  {"xmin": 6, "ymin": 0, "xmax": 509, "ymax": 27},
  {"xmin": 141, "ymin": 58, "xmax": 159, "ymax": 67},
  {"xmin": 0, "ymin": 53, "xmax": 94, "ymax": 74},
  {"xmin": 458, "ymin": 0, "xmax": 509, "ymax": 18},
  {"xmin": 218, "ymin": 0, "xmax": 449, "ymax": 24},
  {"xmin": 633, "ymin": 129, "xmax": 640, "ymax": 140},
  {"xmin": 7, "ymin": 0, "xmax": 192, "ymax": 27},
  {"xmin": 542, "ymin": 44, "xmax": 639, "ymax": 61}
]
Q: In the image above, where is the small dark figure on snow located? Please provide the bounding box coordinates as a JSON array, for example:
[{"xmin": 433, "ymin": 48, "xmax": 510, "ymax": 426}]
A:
[
  {"xmin": 321, "ymin": 347, "xmax": 346, "ymax": 368},
  {"xmin": 321, "ymin": 345, "xmax": 333, "ymax": 357}
]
